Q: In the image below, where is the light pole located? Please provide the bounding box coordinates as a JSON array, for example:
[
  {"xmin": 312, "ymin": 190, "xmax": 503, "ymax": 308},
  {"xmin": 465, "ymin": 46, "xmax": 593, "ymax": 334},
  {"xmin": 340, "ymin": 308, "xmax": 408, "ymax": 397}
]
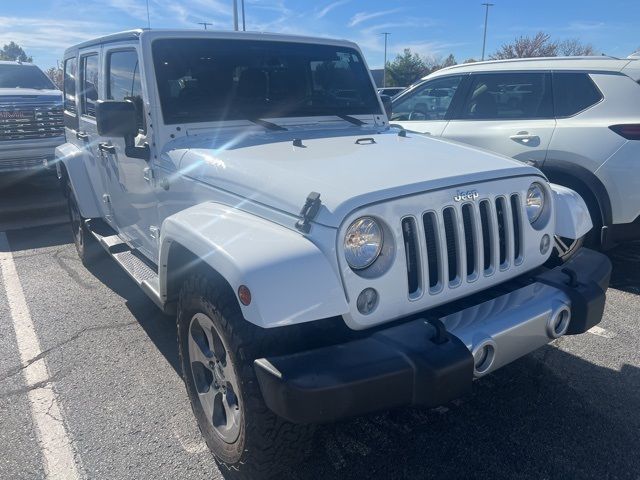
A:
[
  {"xmin": 241, "ymin": 0, "xmax": 246, "ymax": 31},
  {"xmin": 233, "ymin": 0, "xmax": 239, "ymax": 31},
  {"xmin": 481, "ymin": 3, "xmax": 494, "ymax": 61},
  {"xmin": 197, "ymin": 22, "xmax": 212, "ymax": 30},
  {"xmin": 381, "ymin": 32, "xmax": 390, "ymax": 87}
]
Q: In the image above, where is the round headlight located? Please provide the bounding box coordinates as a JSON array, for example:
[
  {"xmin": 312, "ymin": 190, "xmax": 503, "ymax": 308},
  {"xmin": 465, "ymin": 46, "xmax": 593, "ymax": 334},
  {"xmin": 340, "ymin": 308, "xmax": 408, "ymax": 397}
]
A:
[
  {"xmin": 344, "ymin": 217, "xmax": 383, "ymax": 270},
  {"xmin": 526, "ymin": 182, "xmax": 546, "ymax": 224}
]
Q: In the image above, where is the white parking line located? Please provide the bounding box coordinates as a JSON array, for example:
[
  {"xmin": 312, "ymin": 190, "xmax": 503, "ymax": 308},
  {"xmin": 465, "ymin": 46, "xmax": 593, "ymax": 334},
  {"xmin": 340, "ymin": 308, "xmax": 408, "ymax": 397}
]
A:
[
  {"xmin": 0, "ymin": 232, "xmax": 81, "ymax": 480},
  {"xmin": 587, "ymin": 325, "xmax": 616, "ymax": 339}
]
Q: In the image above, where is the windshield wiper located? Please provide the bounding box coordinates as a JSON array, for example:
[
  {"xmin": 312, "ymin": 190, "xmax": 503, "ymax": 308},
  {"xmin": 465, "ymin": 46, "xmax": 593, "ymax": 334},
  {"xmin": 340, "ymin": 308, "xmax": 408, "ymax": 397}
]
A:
[
  {"xmin": 336, "ymin": 114, "xmax": 366, "ymax": 126},
  {"xmin": 249, "ymin": 118, "xmax": 288, "ymax": 131}
]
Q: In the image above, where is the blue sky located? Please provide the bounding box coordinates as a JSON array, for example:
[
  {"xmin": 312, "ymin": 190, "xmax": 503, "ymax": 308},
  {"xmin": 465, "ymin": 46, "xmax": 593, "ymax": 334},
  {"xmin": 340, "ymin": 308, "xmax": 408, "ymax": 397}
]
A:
[{"xmin": 1, "ymin": 0, "xmax": 638, "ymax": 69}]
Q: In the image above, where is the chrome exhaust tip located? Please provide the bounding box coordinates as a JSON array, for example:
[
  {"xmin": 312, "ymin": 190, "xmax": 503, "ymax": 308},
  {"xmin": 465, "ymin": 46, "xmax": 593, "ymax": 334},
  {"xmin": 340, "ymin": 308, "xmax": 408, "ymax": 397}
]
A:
[
  {"xmin": 546, "ymin": 305, "xmax": 571, "ymax": 339},
  {"xmin": 472, "ymin": 339, "xmax": 496, "ymax": 378}
]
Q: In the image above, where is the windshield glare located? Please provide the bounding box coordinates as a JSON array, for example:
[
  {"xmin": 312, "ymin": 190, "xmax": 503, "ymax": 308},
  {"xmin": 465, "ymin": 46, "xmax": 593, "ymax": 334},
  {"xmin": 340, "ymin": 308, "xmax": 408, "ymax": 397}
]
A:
[
  {"xmin": 0, "ymin": 64, "xmax": 55, "ymax": 89},
  {"xmin": 152, "ymin": 39, "xmax": 381, "ymax": 125}
]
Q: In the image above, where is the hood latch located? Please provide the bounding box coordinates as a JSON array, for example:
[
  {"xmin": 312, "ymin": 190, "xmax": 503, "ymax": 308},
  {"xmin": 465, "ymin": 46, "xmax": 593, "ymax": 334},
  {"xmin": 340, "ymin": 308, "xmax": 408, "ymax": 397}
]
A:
[{"xmin": 295, "ymin": 192, "xmax": 322, "ymax": 233}]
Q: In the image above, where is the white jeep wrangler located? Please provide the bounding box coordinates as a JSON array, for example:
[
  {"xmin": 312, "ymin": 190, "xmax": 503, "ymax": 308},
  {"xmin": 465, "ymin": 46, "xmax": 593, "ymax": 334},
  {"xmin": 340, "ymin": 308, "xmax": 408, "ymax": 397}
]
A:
[{"xmin": 57, "ymin": 30, "xmax": 611, "ymax": 479}]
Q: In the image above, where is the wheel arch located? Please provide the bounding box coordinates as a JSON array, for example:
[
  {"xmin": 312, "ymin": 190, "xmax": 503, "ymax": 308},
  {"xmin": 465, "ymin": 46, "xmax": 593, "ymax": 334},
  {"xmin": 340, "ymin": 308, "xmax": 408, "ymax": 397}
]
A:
[
  {"xmin": 158, "ymin": 202, "xmax": 349, "ymax": 328},
  {"xmin": 55, "ymin": 143, "xmax": 102, "ymax": 218},
  {"xmin": 542, "ymin": 160, "xmax": 612, "ymax": 232}
]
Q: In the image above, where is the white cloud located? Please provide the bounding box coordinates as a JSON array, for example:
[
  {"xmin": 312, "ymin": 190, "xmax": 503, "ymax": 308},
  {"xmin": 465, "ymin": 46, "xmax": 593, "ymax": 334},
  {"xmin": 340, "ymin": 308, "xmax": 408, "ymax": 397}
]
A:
[
  {"xmin": 348, "ymin": 9, "xmax": 402, "ymax": 27},
  {"xmin": 316, "ymin": 0, "xmax": 350, "ymax": 19}
]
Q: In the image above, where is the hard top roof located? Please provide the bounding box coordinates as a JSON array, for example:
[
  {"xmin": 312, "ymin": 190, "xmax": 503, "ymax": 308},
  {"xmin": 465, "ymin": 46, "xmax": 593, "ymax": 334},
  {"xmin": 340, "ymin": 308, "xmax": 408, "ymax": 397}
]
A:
[{"xmin": 63, "ymin": 29, "xmax": 358, "ymax": 57}]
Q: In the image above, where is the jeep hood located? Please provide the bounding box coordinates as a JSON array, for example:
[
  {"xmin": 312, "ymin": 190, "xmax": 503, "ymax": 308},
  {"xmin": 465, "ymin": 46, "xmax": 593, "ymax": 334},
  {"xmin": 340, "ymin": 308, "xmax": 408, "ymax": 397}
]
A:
[{"xmin": 177, "ymin": 129, "xmax": 541, "ymax": 228}]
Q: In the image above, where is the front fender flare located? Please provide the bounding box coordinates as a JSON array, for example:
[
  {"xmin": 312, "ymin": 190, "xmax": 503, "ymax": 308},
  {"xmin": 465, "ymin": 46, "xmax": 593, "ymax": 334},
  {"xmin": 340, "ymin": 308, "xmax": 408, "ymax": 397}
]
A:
[
  {"xmin": 159, "ymin": 202, "xmax": 349, "ymax": 328},
  {"xmin": 550, "ymin": 183, "xmax": 593, "ymax": 239}
]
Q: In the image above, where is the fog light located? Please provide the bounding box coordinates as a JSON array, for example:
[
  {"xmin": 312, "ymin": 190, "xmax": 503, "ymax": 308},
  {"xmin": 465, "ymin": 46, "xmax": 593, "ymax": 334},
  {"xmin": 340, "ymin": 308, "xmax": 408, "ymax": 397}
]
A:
[
  {"xmin": 540, "ymin": 234, "xmax": 551, "ymax": 255},
  {"xmin": 357, "ymin": 288, "xmax": 378, "ymax": 315},
  {"xmin": 472, "ymin": 340, "xmax": 496, "ymax": 377}
]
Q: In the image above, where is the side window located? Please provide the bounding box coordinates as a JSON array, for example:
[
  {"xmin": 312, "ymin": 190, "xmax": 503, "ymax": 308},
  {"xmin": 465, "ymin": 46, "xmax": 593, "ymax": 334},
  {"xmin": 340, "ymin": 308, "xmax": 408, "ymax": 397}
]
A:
[
  {"xmin": 63, "ymin": 57, "xmax": 77, "ymax": 114},
  {"xmin": 458, "ymin": 72, "xmax": 553, "ymax": 120},
  {"xmin": 553, "ymin": 72, "xmax": 603, "ymax": 117},
  {"xmin": 107, "ymin": 49, "xmax": 145, "ymax": 131},
  {"xmin": 80, "ymin": 54, "xmax": 99, "ymax": 117},
  {"xmin": 391, "ymin": 76, "xmax": 463, "ymax": 121}
]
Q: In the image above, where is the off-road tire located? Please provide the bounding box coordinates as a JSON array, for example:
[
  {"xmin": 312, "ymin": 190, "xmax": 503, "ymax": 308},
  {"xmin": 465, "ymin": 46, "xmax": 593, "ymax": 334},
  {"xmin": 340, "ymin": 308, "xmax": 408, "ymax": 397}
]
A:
[
  {"xmin": 67, "ymin": 181, "xmax": 102, "ymax": 266},
  {"xmin": 177, "ymin": 274, "xmax": 314, "ymax": 480}
]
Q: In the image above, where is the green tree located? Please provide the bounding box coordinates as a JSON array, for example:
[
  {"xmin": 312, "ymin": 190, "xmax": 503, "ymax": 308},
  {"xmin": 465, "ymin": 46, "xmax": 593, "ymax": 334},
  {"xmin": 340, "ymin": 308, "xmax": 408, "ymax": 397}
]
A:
[
  {"xmin": 0, "ymin": 41, "xmax": 32, "ymax": 62},
  {"xmin": 440, "ymin": 54, "xmax": 457, "ymax": 69},
  {"xmin": 385, "ymin": 49, "xmax": 429, "ymax": 87}
]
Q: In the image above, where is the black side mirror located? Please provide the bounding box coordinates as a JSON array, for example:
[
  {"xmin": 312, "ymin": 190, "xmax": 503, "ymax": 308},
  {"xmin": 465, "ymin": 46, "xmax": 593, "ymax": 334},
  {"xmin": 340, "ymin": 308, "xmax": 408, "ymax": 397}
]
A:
[
  {"xmin": 96, "ymin": 100, "xmax": 138, "ymax": 137},
  {"xmin": 380, "ymin": 94, "xmax": 392, "ymax": 119}
]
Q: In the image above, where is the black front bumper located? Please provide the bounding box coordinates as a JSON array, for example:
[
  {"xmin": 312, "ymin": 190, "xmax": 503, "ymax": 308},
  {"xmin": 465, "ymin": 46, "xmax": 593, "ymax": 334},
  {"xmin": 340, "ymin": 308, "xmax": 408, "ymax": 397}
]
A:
[{"xmin": 254, "ymin": 249, "xmax": 612, "ymax": 424}]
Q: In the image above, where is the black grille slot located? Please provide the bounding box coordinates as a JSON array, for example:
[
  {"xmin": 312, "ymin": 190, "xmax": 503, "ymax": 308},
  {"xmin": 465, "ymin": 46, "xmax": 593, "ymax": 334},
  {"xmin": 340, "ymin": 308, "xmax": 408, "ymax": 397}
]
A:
[
  {"xmin": 479, "ymin": 200, "xmax": 492, "ymax": 271},
  {"xmin": 0, "ymin": 104, "xmax": 64, "ymax": 142},
  {"xmin": 401, "ymin": 217, "xmax": 420, "ymax": 295},
  {"xmin": 442, "ymin": 207, "xmax": 458, "ymax": 282},
  {"xmin": 423, "ymin": 212, "xmax": 440, "ymax": 288},
  {"xmin": 461, "ymin": 204, "xmax": 476, "ymax": 276},
  {"xmin": 495, "ymin": 197, "xmax": 507, "ymax": 265},
  {"xmin": 510, "ymin": 195, "xmax": 521, "ymax": 261}
]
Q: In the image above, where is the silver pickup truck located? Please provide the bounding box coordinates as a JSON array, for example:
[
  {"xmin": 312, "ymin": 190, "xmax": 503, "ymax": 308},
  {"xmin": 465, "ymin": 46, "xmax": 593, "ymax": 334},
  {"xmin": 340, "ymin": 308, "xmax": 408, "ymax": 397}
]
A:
[{"xmin": 0, "ymin": 61, "xmax": 64, "ymax": 172}]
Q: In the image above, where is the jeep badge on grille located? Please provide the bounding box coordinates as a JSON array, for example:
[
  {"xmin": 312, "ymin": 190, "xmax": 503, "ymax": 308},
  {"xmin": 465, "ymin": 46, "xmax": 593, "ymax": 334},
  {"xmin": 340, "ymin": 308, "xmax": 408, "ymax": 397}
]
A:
[{"xmin": 453, "ymin": 190, "xmax": 479, "ymax": 202}]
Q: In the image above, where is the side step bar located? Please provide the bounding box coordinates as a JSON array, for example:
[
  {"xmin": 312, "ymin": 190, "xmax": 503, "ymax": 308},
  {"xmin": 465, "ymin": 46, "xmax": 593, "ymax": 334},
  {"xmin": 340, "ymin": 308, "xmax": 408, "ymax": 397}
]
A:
[{"xmin": 85, "ymin": 219, "xmax": 172, "ymax": 314}]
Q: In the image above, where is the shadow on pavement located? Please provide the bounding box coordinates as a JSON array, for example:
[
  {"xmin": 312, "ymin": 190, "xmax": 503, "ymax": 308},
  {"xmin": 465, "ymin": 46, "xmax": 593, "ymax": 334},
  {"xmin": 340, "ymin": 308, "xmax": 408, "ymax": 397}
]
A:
[
  {"xmin": 300, "ymin": 348, "xmax": 640, "ymax": 480},
  {"xmin": 607, "ymin": 242, "xmax": 640, "ymax": 295}
]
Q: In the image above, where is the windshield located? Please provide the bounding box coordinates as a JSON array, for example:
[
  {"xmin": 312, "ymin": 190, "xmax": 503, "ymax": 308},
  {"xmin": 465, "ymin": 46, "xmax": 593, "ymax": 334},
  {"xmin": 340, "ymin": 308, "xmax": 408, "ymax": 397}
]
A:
[
  {"xmin": 152, "ymin": 39, "xmax": 381, "ymax": 125},
  {"xmin": 0, "ymin": 64, "xmax": 55, "ymax": 89}
]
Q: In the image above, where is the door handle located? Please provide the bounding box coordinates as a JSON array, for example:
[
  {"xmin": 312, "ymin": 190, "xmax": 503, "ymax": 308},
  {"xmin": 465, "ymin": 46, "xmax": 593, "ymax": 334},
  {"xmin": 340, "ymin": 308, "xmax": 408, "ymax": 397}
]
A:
[
  {"xmin": 98, "ymin": 142, "xmax": 117, "ymax": 154},
  {"xmin": 76, "ymin": 131, "xmax": 89, "ymax": 141},
  {"xmin": 510, "ymin": 132, "xmax": 539, "ymax": 144}
]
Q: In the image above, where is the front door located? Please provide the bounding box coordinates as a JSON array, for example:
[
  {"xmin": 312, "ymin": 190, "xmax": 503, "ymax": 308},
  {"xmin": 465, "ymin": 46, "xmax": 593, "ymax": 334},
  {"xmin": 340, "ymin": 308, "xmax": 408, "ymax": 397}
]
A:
[
  {"xmin": 100, "ymin": 46, "xmax": 158, "ymax": 261},
  {"xmin": 390, "ymin": 75, "xmax": 465, "ymax": 136},
  {"xmin": 442, "ymin": 71, "xmax": 556, "ymax": 167}
]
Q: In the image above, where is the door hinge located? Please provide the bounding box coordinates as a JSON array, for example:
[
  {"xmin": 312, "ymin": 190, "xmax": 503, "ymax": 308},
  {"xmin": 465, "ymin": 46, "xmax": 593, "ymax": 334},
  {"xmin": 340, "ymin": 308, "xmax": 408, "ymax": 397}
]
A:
[{"xmin": 149, "ymin": 225, "xmax": 160, "ymax": 241}]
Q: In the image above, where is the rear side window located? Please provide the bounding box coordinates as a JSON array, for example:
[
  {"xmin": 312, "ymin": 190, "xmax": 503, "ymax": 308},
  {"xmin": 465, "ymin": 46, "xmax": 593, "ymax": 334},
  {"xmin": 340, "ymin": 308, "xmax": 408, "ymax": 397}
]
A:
[
  {"xmin": 107, "ymin": 49, "xmax": 145, "ymax": 131},
  {"xmin": 458, "ymin": 72, "xmax": 553, "ymax": 120},
  {"xmin": 63, "ymin": 58, "xmax": 77, "ymax": 114},
  {"xmin": 80, "ymin": 54, "xmax": 99, "ymax": 117},
  {"xmin": 553, "ymin": 73, "xmax": 602, "ymax": 117}
]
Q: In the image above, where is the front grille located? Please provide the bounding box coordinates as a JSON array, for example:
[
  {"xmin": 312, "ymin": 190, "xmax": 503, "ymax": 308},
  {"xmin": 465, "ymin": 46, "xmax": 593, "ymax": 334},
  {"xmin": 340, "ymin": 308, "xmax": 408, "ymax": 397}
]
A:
[
  {"xmin": 0, "ymin": 104, "xmax": 64, "ymax": 141},
  {"xmin": 404, "ymin": 194, "xmax": 524, "ymax": 295}
]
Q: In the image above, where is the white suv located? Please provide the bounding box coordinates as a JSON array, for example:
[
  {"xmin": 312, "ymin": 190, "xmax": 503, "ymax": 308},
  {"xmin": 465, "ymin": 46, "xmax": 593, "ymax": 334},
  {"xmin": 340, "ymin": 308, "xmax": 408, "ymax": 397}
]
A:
[
  {"xmin": 391, "ymin": 56, "xmax": 640, "ymax": 251},
  {"xmin": 57, "ymin": 30, "xmax": 610, "ymax": 479}
]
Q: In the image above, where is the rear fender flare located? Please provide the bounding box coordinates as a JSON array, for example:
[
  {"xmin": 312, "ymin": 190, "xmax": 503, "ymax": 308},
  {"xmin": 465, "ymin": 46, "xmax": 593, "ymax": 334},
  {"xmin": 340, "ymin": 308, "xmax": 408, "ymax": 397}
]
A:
[{"xmin": 55, "ymin": 143, "xmax": 102, "ymax": 218}]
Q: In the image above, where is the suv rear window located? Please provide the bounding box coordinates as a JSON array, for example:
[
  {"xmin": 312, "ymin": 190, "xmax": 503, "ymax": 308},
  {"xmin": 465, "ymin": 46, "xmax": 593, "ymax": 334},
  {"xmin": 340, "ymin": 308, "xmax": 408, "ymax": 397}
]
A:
[
  {"xmin": 0, "ymin": 64, "xmax": 55, "ymax": 89},
  {"xmin": 152, "ymin": 39, "xmax": 381, "ymax": 124},
  {"xmin": 553, "ymin": 73, "xmax": 602, "ymax": 117},
  {"xmin": 458, "ymin": 72, "xmax": 553, "ymax": 120}
]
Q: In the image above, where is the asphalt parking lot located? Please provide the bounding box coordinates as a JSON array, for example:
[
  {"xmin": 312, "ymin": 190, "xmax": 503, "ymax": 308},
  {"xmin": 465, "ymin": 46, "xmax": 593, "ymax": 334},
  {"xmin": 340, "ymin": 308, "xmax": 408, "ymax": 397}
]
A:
[{"xmin": 0, "ymin": 173, "xmax": 639, "ymax": 480}]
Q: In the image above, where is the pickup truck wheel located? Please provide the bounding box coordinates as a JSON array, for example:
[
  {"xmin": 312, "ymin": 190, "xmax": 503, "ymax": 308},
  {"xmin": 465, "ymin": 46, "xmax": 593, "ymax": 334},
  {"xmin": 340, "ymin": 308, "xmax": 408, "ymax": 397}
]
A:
[
  {"xmin": 177, "ymin": 274, "xmax": 314, "ymax": 480},
  {"xmin": 67, "ymin": 182, "xmax": 101, "ymax": 266}
]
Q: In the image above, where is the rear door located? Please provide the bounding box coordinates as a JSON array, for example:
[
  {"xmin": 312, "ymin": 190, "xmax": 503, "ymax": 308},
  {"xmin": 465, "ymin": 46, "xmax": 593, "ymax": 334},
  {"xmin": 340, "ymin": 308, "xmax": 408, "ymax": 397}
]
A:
[
  {"xmin": 442, "ymin": 71, "xmax": 556, "ymax": 167},
  {"xmin": 390, "ymin": 75, "xmax": 466, "ymax": 136},
  {"xmin": 77, "ymin": 47, "xmax": 112, "ymax": 219}
]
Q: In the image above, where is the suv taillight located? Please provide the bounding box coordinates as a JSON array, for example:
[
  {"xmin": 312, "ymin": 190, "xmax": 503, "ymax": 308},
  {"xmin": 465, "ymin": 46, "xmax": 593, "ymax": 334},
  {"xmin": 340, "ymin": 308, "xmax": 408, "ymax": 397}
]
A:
[{"xmin": 609, "ymin": 124, "xmax": 640, "ymax": 140}]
